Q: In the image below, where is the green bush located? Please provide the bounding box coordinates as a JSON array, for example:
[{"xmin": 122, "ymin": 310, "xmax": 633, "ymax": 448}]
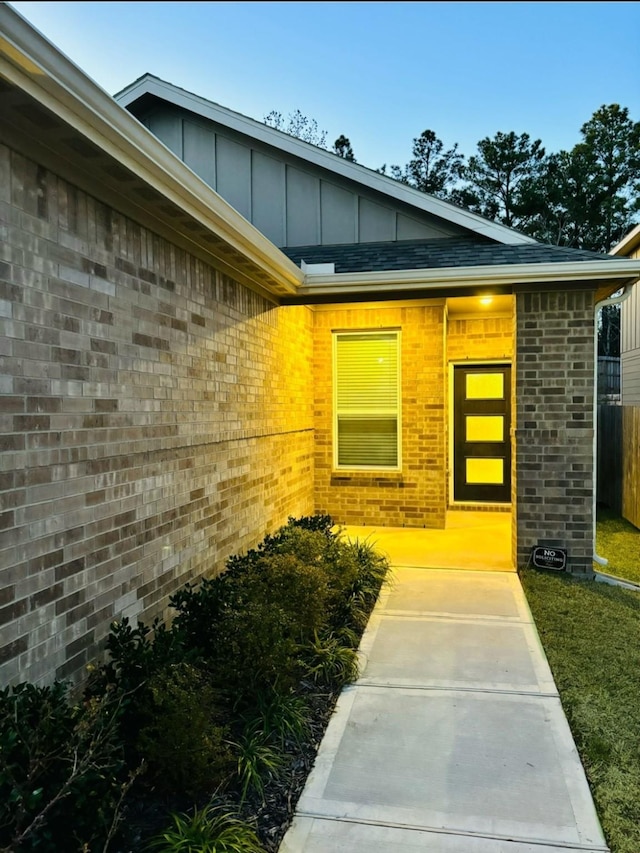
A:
[
  {"xmin": 173, "ymin": 552, "xmax": 330, "ymax": 696},
  {"xmin": 326, "ymin": 537, "xmax": 389, "ymax": 634},
  {"xmin": 97, "ymin": 616, "xmax": 186, "ymax": 693},
  {"xmin": 135, "ymin": 663, "xmax": 233, "ymax": 797},
  {"xmin": 0, "ymin": 682, "xmax": 127, "ymax": 852}
]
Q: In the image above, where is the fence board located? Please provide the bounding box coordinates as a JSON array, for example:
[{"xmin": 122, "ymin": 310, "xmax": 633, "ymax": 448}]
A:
[
  {"xmin": 622, "ymin": 406, "xmax": 640, "ymax": 529},
  {"xmin": 597, "ymin": 405, "xmax": 623, "ymax": 513}
]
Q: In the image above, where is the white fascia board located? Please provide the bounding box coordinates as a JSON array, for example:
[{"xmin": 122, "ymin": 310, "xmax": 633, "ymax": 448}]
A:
[
  {"xmin": 0, "ymin": 6, "xmax": 304, "ymax": 294},
  {"xmin": 116, "ymin": 75, "xmax": 536, "ymax": 248},
  {"xmin": 611, "ymin": 224, "xmax": 640, "ymax": 257},
  {"xmin": 299, "ymin": 258, "xmax": 640, "ymax": 296}
]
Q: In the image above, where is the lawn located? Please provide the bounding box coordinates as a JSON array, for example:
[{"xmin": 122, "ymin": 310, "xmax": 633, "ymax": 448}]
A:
[
  {"xmin": 596, "ymin": 508, "xmax": 640, "ymax": 584},
  {"xmin": 522, "ymin": 568, "xmax": 640, "ymax": 853}
]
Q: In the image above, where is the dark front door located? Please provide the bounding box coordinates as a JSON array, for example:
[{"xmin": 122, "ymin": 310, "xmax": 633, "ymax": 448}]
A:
[{"xmin": 453, "ymin": 364, "xmax": 511, "ymax": 503}]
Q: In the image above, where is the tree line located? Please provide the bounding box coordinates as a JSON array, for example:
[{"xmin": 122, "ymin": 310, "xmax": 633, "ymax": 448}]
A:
[{"xmin": 266, "ymin": 104, "xmax": 640, "ymax": 255}]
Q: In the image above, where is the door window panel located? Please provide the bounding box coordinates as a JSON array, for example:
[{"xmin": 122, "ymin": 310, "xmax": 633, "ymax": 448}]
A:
[{"xmin": 465, "ymin": 373, "xmax": 504, "ymax": 400}]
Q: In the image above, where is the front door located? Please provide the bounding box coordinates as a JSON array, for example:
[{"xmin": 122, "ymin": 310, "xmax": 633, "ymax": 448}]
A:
[{"xmin": 453, "ymin": 364, "xmax": 511, "ymax": 503}]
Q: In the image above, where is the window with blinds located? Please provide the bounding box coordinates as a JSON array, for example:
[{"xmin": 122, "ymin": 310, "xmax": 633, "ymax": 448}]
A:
[{"xmin": 333, "ymin": 331, "xmax": 401, "ymax": 469}]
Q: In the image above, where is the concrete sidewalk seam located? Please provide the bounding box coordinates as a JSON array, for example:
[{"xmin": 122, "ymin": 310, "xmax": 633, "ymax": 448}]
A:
[
  {"xmin": 354, "ymin": 680, "xmax": 560, "ymax": 698},
  {"xmin": 293, "ymin": 813, "xmax": 610, "ymax": 852}
]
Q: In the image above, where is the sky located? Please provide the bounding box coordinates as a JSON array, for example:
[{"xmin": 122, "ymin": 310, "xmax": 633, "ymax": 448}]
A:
[{"xmin": 8, "ymin": 1, "xmax": 640, "ymax": 172}]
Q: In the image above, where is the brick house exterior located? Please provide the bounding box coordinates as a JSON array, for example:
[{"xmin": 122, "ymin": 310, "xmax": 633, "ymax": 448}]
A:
[{"xmin": 2, "ymin": 5, "xmax": 640, "ymax": 686}]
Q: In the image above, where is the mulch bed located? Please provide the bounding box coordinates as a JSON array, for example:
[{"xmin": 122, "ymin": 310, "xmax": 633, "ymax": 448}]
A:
[{"xmin": 115, "ymin": 685, "xmax": 341, "ymax": 851}]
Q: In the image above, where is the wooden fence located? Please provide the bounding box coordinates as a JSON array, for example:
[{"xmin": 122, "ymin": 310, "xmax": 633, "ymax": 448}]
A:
[
  {"xmin": 597, "ymin": 404, "xmax": 640, "ymax": 528},
  {"xmin": 622, "ymin": 406, "xmax": 640, "ymax": 528}
]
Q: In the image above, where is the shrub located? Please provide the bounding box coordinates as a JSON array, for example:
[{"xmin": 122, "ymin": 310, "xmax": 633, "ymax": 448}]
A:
[
  {"xmin": 328, "ymin": 537, "xmax": 390, "ymax": 633},
  {"xmin": 300, "ymin": 631, "xmax": 360, "ymax": 689},
  {"xmin": 92, "ymin": 615, "xmax": 187, "ymax": 695},
  {"xmin": 147, "ymin": 803, "xmax": 264, "ymax": 852},
  {"xmin": 169, "ymin": 576, "xmax": 232, "ymax": 659},
  {"xmin": 135, "ymin": 663, "xmax": 233, "ymax": 797},
  {"xmin": 0, "ymin": 681, "xmax": 128, "ymax": 852},
  {"xmin": 173, "ymin": 552, "xmax": 330, "ymax": 696}
]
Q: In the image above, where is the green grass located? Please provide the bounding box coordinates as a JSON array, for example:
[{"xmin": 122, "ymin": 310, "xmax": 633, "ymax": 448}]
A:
[
  {"xmin": 596, "ymin": 508, "xmax": 640, "ymax": 584},
  {"xmin": 521, "ymin": 568, "xmax": 640, "ymax": 853}
]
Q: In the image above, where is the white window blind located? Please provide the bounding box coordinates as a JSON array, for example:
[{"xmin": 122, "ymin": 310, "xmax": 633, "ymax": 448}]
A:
[{"xmin": 333, "ymin": 331, "xmax": 400, "ymax": 469}]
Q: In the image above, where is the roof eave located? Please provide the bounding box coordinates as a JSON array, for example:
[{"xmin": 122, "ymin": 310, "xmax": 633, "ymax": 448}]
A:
[
  {"xmin": 0, "ymin": 6, "xmax": 304, "ymax": 296},
  {"xmin": 610, "ymin": 224, "xmax": 640, "ymax": 257},
  {"xmin": 116, "ymin": 75, "xmax": 537, "ymax": 248},
  {"xmin": 297, "ymin": 258, "xmax": 640, "ymax": 297}
]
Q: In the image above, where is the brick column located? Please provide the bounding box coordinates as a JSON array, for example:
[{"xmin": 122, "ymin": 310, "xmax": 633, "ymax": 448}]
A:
[{"xmin": 514, "ymin": 289, "xmax": 596, "ymax": 574}]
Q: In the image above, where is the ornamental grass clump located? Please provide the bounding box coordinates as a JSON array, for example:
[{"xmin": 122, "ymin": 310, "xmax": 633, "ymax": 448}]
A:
[{"xmin": 147, "ymin": 803, "xmax": 265, "ymax": 852}]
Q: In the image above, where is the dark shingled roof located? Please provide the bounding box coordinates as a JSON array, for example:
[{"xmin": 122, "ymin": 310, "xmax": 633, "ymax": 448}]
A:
[{"xmin": 280, "ymin": 238, "xmax": 614, "ymax": 274}]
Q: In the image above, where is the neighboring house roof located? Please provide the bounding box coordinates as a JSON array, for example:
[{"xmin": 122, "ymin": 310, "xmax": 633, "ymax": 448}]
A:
[
  {"xmin": 115, "ymin": 74, "xmax": 536, "ymax": 248},
  {"xmin": 282, "ymin": 238, "xmax": 616, "ymax": 274},
  {"xmin": 611, "ymin": 224, "xmax": 640, "ymax": 257}
]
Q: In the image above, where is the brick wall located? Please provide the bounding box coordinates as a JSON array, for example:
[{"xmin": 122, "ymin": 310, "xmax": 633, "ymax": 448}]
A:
[
  {"xmin": 0, "ymin": 145, "xmax": 314, "ymax": 685},
  {"xmin": 514, "ymin": 289, "xmax": 596, "ymax": 573},
  {"xmin": 446, "ymin": 314, "xmax": 513, "ymax": 363},
  {"xmin": 313, "ymin": 302, "xmax": 446, "ymax": 528}
]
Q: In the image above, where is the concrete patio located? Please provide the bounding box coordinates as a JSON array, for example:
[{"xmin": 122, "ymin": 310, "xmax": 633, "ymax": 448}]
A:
[
  {"xmin": 342, "ymin": 510, "xmax": 513, "ymax": 571},
  {"xmin": 280, "ymin": 517, "xmax": 608, "ymax": 852}
]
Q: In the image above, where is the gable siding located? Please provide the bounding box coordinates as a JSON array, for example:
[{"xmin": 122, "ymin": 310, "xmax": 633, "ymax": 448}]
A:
[
  {"xmin": 320, "ymin": 182, "xmax": 357, "ymax": 244},
  {"xmin": 133, "ymin": 104, "xmax": 468, "ymax": 248},
  {"xmin": 183, "ymin": 119, "xmax": 216, "ymax": 187},
  {"xmin": 286, "ymin": 166, "xmax": 321, "ymax": 246},
  {"xmin": 251, "ymin": 151, "xmax": 286, "ymax": 245},
  {"xmin": 621, "ymin": 248, "xmax": 640, "ymax": 405},
  {"xmin": 216, "ymin": 135, "xmax": 252, "ymax": 220}
]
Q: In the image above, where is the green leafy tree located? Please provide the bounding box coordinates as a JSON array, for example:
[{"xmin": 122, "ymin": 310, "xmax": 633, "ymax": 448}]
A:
[
  {"xmin": 333, "ymin": 134, "xmax": 356, "ymax": 161},
  {"xmin": 570, "ymin": 104, "xmax": 639, "ymax": 251},
  {"xmin": 385, "ymin": 129, "xmax": 464, "ymax": 198},
  {"xmin": 459, "ymin": 131, "xmax": 547, "ymax": 229}
]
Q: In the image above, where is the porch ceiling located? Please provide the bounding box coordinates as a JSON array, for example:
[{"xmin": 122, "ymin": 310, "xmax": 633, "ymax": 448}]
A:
[{"xmin": 446, "ymin": 294, "xmax": 513, "ymax": 316}]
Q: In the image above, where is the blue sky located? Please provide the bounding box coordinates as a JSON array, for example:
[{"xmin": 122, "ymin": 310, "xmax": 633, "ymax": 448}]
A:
[{"xmin": 9, "ymin": 1, "xmax": 640, "ymax": 171}]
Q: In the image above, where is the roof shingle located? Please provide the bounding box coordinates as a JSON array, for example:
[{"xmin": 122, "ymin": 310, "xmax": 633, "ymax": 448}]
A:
[{"xmin": 281, "ymin": 238, "xmax": 614, "ymax": 274}]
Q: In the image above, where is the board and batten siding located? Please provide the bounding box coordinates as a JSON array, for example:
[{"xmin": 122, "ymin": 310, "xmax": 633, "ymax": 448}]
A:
[
  {"xmin": 140, "ymin": 107, "xmax": 467, "ymax": 248},
  {"xmin": 621, "ymin": 248, "xmax": 640, "ymax": 405}
]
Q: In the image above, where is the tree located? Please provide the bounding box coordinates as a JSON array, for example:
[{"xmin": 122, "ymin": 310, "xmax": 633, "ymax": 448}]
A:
[
  {"xmin": 503, "ymin": 105, "xmax": 640, "ymax": 252},
  {"xmin": 264, "ymin": 109, "xmax": 328, "ymax": 148},
  {"xmin": 598, "ymin": 303, "xmax": 621, "ymax": 357},
  {"xmin": 460, "ymin": 131, "xmax": 547, "ymax": 229},
  {"xmin": 575, "ymin": 104, "xmax": 640, "ymax": 251},
  {"xmin": 385, "ymin": 129, "xmax": 464, "ymax": 198},
  {"xmin": 333, "ymin": 135, "xmax": 356, "ymax": 161}
]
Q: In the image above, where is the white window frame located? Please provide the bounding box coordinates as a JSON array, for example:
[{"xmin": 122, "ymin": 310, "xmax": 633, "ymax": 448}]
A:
[{"xmin": 332, "ymin": 329, "xmax": 402, "ymax": 471}]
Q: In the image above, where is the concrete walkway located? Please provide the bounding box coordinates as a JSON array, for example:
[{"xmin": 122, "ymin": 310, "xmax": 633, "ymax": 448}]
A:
[{"xmin": 280, "ymin": 533, "xmax": 608, "ymax": 851}]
